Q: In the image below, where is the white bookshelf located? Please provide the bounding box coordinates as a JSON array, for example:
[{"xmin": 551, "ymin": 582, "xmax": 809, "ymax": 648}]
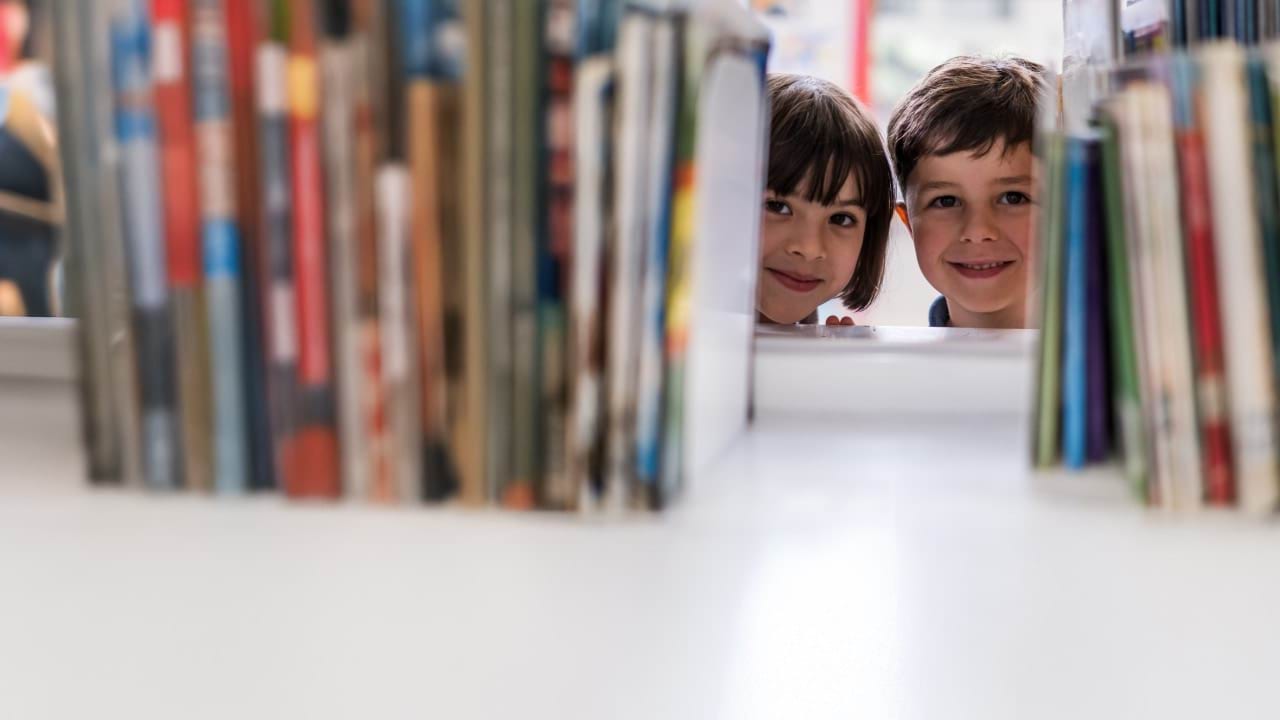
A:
[{"xmin": 4, "ymin": 325, "xmax": 1280, "ymax": 719}]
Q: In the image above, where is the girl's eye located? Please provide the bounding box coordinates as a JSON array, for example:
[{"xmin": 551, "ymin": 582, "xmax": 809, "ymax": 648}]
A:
[
  {"xmin": 764, "ymin": 199, "xmax": 792, "ymax": 216},
  {"xmin": 929, "ymin": 195, "xmax": 959, "ymax": 209},
  {"xmin": 999, "ymin": 191, "xmax": 1032, "ymax": 206},
  {"xmin": 829, "ymin": 213, "xmax": 857, "ymax": 229}
]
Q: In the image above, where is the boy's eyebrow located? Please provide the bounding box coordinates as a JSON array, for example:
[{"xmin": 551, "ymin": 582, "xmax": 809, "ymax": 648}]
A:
[
  {"xmin": 992, "ymin": 175, "xmax": 1033, "ymax": 184},
  {"xmin": 915, "ymin": 180, "xmax": 959, "ymax": 192}
]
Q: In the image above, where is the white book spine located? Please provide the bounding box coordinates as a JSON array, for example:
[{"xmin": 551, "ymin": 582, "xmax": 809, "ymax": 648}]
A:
[{"xmin": 1200, "ymin": 42, "xmax": 1280, "ymax": 514}]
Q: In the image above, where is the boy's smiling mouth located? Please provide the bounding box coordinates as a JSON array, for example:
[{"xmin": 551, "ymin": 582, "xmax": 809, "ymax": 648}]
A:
[
  {"xmin": 947, "ymin": 259, "xmax": 1015, "ymax": 279},
  {"xmin": 767, "ymin": 268, "xmax": 823, "ymax": 293}
]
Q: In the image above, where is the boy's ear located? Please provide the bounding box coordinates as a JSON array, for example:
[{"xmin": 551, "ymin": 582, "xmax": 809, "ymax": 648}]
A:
[{"xmin": 895, "ymin": 203, "xmax": 913, "ymax": 235}]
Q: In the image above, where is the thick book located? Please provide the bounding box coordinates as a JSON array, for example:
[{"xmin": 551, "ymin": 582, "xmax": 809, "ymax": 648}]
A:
[
  {"xmin": 659, "ymin": 0, "xmax": 770, "ymax": 507},
  {"xmin": 110, "ymin": 0, "xmax": 184, "ymax": 490},
  {"xmin": 153, "ymin": 0, "xmax": 214, "ymax": 491},
  {"xmin": 1098, "ymin": 117, "xmax": 1149, "ymax": 497},
  {"xmin": 1172, "ymin": 53, "xmax": 1233, "ymax": 504},
  {"xmin": 1200, "ymin": 42, "xmax": 1279, "ymax": 513},
  {"xmin": 1061, "ymin": 135, "xmax": 1089, "ymax": 471},
  {"xmin": 285, "ymin": 0, "xmax": 341, "ymax": 499},
  {"xmin": 226, "ymin": 0, "xmax": 275, "ymax": 492}
]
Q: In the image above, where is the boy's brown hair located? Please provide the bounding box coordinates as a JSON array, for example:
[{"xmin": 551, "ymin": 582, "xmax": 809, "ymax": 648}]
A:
[
  {"xmin": 886, "ymin": 56, "xmax": 1046, "ymax": 190},
  {"xmin": 767, "ymin": 73, "xmax": 894, "ymax": 311}
]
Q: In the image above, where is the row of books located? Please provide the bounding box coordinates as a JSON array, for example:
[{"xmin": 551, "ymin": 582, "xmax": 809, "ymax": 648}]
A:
[
  {"xmin": 1127, "ymin": 0, "xmax": 1280, "ymax": 51},
  {"xmin": 57, "ymin": 0, "xmax": 768, "ymax": 511},
  {"xmin": 1033, "ymin": 39, "xmax": 1280, "ymax": 513}
]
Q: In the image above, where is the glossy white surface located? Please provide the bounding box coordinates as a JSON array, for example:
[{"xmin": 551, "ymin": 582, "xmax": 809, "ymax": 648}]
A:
[{"xmin": 3, "ymin": 374, "xmax": 1280, "ymax": 719}]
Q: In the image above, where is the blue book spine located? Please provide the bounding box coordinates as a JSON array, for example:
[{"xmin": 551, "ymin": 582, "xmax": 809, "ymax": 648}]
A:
[
  {"xmin": 110, "ymin": 2, "xmax": 184, "ymax": 490},
  {"xmin": 1062, "ymin": 136, "xmax": 1089, "ymax": 470},
  {"xmin": 193, "ymin": 0, "xmax": 250, "ymax": 493}
]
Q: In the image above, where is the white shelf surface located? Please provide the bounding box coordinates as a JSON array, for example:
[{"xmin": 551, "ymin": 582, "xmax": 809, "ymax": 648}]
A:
[{"xmin": 5, "ymin": 374, "xmax": 1280, "ymax": 719}]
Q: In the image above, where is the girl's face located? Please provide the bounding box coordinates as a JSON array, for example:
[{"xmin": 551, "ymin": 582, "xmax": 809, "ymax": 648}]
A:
[{"xmin": 757, "ymin": 175, "xmax": 866, "ymax": 324}]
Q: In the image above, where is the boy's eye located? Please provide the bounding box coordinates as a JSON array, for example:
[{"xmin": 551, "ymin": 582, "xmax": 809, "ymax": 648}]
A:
[
  {"xmin": 929, "ymin": 195, "xmax": 959, "ymax": 209},
  {"xmin": 999, "ymin": 191, "xmax": 1032, "ymax": 206},
  {"xmin": 829, "ymin": 212, "xmax": 858, "ymax": 229},
  {"xmin": 764, "ymin": 199, "xmax": 792, "ymax": 216}
]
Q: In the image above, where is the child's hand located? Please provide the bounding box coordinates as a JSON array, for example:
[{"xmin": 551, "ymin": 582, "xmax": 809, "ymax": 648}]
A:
[{"xmin": 825, "ymin": 315, "xmax": 855, "ymax": 327}]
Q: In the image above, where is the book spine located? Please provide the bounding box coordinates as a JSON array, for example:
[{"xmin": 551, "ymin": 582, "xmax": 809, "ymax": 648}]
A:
[
  {"xmin": 1098, "ymin": 117, "xmax": 1149, "ymax": 497},
  {"xmin": 1034, "ymin": 132, "xmax": 1066, "ymax": 468},
  {"xmin": 538, "ymin": 0, "xmax": 576, "ymax": 509},
  {"xmin": 285, "ymin": 0, "xmax": 341, "ymax": 499},
  {"xmin": 350, "ymin": 1, "xmax": 393, "ymax": 501},
  {"xmin": 605, "ymin": 11, "xmax": 652, "ymax": 511},
  {"xmin": 568, "ymin": 56, "xmax": 612, "ymax": 507},
  {"xmin": 1201, "ymin": 42, "xmax": 1279, "ymax": 513},
  {"xmin": 505, "ymin": 0, "xmax": 542, "ymax": 509},
  {"xmin": 255, "ymin": 8, "xmax": 302, "ymax": 498},
  {"xmin": 1083, "ymin": 140, "xmax": 1110, "ymax": 463},
  {"xmin": 153, "ymin": 0, "xmax": 214, "ymax": 491},
  {"xmin": 225, "ymin": 0, "xmax": 276, "ymax": 491},
  {"xmin": 376, "ymin": 164, "xmax": 423, "ymax": 502},
  {"xmin": 485, "ymin": 0, "xmax": 515, "ymax": 504},
  {"xmin": 634, "ymin": 15, "xmax": 680, "ymax": 508},
  {"xmin": 320, "ymin": 7, "xmax": 368, "ymax": 501},
  {"xmin": 111, "ymin": 0, "xmax": 185, "ymax": 490},
  {"xmin": 1061, "ymin": 136, "xmax": 1088, "ymax": 471},
  {"xmin": 1247, "ymin": 55, "xmax": 1280, "ymax": 501},
  {"xmin": 1173, "ymin": 55, "xmax": 1234, "ymax": 504}
]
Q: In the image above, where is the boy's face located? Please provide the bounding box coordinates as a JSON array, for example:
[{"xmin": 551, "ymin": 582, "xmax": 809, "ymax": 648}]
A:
[
  {"xmin": 757, "ymin": 175, "xmax": 866, "ymax": 324},
  {"xmin": 901, "ymin": 140, "xmax": 1036, "ymax": 328}
]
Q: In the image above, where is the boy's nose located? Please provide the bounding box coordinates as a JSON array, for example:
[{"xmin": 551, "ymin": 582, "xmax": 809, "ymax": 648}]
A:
[{"xmin": 960, "ymin": 208, "xmax": 998, "ymax": 243}]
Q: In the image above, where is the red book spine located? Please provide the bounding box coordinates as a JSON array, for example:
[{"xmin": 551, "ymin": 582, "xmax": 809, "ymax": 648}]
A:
[
  {"xmin": 153, "ymin": 0, "xmax": 201, "ymax": 288},
  {"xmin": 286, "ymin": 0, "xmax": 339, "ymax": 498},
  {"xmin": 1177, "ymin": 130, "xmax": 1235, "ymax": 505}
]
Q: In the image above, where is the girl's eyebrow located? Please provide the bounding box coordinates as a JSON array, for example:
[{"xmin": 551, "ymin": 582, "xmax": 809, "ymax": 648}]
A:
[{"xmin": 833, "ymin": 198, "xmax": 863, "ymax": 208}]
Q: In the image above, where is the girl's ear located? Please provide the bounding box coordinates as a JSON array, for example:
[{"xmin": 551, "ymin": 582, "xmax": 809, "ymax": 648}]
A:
[{"xmin": 895, "ymin": 203, "xmax": 912, "ymax": 236}]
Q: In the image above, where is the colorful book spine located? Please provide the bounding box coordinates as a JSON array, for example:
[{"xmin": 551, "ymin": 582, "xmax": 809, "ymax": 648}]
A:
[
  {"xmin": 538, "ymin": 0, "xmax": 577, "ymax": 509},
  {"xmin": 110, "ymin": 0, "xmax": 184, "ymax": 490},
  {"xmin": 153, "ymin": 0, "xmax": 214, "ymax": 491},
  {"xmin": 350, "ymin": 0, "xmax": 394, "ymax": 501},
  {"xmin": 225, "ymin": 0, "xmax": 276, "ymax": 491},
  {"xmin": 1200, "ymin": 42, "xmax": 1279, "ymax": 513},
  {"xmin": 321, "ymin": 0, "xmax": 369, "ymax": 500},
  {"xmin": 400, "ymin": 0, "xmax": 458, "ymax": 502},
  {"xmin": 1172, "ymin": 54, "xmax": 1233, "ymax": 504},
  {"xmin": 255, "ymin": 0, "xmax": 301, "ymax": 495},
  {"xmin": 285, "ymin": 0, "xmax": 341, "ymax": 498},
  {"xmin": 634, "ymin": 12, "xmax": 680, "ymax": 508},
  {"xmin": 1061, "ymin": 135, "xmax": 1089, "ymax": 471}
]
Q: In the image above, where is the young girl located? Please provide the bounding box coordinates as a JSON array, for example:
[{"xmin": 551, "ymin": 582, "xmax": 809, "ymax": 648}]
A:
[{"xmin": 757, "ymin": 74, "xmax": 895, "ymax": 326}]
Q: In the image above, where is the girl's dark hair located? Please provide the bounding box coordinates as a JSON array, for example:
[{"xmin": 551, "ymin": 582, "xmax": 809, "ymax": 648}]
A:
[{"xmin": 766, "ymin": 73, "xmax": 895, "ymax": 311}]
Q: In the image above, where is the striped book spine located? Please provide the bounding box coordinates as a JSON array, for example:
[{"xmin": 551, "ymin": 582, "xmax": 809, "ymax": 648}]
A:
[
  {"xmin": 320, "ymin": 0, "xmax": 368, "ymax": 499},
  {"xmin": 110, "ymin": 0, "xmax": 185, "ymax": 490},
  {"xmin": 256, "ymin": 0, "xmax": 301, "ymax": 493},
  {"xmin": 152, "ymin": 0, "xmax": 213, "ymax": 491},
  {"xmin": 225, "ymin": 0, "xmax": 276, "ymax": 490},
  {"xmin": 286, "ymin": 0, "xmax": 341, "ymax": 498},
  {"xmin": 192, "ymin": 0, "xmax": 250, "ymax": 493}
]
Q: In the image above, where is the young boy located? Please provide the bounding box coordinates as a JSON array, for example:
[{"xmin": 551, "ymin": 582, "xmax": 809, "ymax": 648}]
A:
[
  {"xmin": 757, "ymin": 73, "xmax": 895, "ymax": 326},
  {"xmin": 887, "ymin": 56, "xmax": 1046, "ymax": 329}
]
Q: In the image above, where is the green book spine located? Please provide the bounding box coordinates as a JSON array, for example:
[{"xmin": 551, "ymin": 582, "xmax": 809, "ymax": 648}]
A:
[
  {"xmin": 1034, "ymin": 131, "xmax": 1066, "ymax": 467},
  {"xmin": 1099, "ymin": 118, "xmax": 1148, "ymax": 497}
]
